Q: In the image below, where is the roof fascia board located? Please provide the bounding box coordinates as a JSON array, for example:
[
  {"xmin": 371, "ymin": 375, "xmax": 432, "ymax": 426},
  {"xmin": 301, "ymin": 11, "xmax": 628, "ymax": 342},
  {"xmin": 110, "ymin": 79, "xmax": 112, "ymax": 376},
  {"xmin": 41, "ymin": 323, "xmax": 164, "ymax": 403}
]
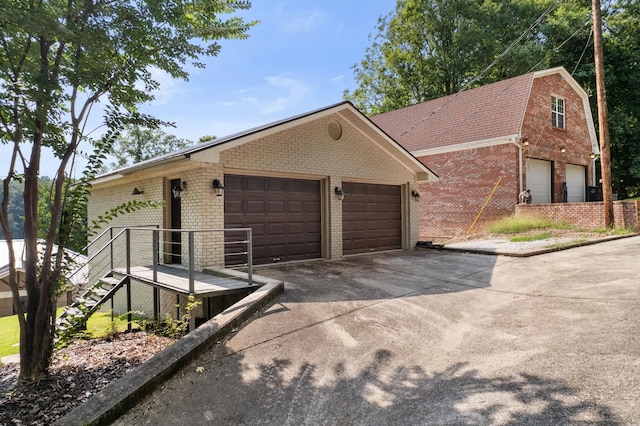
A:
[
  {"xmin": 517, "ymin": 74, "xmax": 536, "ymax": 133},
  {"xmin": 195, "ymin": 102, "xmax": 438, "ymax": 182},
  {"xmin": 191, "ymin": 103, "xmax": 355, "ymax": 160},
  {"xmin": 533, "ymin": 67, "xmax": 599, "ymax": 153},
  {"xmin": 91, "ymin": 173, "xmax": 125, "ymax": 186},
  {"xmin": 189, "ymin": 149, "xmax": 220, "ymax": 164},
  {"xmin": 412, "ymin": 135, "xmax": 519, "ymax": 157}
]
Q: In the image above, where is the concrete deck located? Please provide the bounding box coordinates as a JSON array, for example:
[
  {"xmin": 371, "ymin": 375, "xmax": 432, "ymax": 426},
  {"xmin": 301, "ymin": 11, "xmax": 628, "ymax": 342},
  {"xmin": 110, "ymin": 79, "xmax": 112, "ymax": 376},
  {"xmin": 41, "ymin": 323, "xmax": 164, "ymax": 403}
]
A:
[{"xmin": 115, "ymin": 265, "xmax": 257, "ymax": 297}]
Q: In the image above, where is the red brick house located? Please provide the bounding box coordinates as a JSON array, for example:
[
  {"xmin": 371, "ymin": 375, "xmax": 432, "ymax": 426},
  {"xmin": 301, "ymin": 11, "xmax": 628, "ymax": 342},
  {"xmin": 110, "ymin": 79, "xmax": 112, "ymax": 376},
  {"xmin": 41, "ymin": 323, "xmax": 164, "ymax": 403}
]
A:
[{"xmin": 371, "ymin": 67, "xmax": 599, "ymax": 241}]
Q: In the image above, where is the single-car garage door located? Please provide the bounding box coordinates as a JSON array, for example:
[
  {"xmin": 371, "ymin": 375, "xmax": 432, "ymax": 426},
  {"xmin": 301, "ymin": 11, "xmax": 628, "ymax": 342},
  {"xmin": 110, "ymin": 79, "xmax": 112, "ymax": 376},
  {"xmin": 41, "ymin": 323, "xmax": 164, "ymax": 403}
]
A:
[
  {"xmin": 566, "ymin": 164, "xmax": 586, "ymax": 202},
  {"xmin": 342, "ymin": 182, "xmax": 402, "ymax": 255},
  {"xmin": 224, "ymin": 175, "xmax": 321, "ymax": 265},
  {"xmin": 526, "ymin": 159, "xmax": 552, "ymax": 204}
]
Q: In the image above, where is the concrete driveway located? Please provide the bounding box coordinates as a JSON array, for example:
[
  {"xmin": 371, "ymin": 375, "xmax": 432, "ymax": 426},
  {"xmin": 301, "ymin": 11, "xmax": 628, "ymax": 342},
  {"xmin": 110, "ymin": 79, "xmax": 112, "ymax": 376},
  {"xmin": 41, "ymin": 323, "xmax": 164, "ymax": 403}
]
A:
[{"xmin": 114, "ymin": 236, "xmax": 640, "ymax": 425}]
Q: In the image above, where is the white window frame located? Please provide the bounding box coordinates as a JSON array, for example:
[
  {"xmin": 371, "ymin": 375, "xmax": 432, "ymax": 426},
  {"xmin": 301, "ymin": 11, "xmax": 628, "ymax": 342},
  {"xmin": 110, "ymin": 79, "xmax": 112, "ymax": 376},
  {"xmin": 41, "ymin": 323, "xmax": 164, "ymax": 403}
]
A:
[{"xmin": 551, "ymin": 96, "xmax": 565, "ymax": 129}]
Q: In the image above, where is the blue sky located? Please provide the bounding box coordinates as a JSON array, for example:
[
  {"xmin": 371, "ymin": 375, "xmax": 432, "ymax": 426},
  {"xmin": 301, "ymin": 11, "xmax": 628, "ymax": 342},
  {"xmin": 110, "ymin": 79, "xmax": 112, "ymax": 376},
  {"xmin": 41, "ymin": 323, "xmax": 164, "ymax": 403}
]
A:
[{"xmin": 2, "ymin": 1, "xmax": 396, "ymax": 178}]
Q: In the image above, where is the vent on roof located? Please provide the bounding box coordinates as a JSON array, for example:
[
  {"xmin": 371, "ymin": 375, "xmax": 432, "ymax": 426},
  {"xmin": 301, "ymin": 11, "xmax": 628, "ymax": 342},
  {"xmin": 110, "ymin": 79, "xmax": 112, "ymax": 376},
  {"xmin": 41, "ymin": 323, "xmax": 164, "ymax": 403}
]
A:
[{"xmin": 327, "ymin": 119, "xmax": 342, "ymax": 141}]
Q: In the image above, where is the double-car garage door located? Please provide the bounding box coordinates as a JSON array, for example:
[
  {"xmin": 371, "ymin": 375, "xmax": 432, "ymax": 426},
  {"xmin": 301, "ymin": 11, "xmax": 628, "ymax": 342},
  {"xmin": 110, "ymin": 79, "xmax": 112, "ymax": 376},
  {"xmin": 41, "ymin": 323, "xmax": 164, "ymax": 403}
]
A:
[{"xmin": 224, "ymin": 175, "xmax": 403, "ymax": 264}]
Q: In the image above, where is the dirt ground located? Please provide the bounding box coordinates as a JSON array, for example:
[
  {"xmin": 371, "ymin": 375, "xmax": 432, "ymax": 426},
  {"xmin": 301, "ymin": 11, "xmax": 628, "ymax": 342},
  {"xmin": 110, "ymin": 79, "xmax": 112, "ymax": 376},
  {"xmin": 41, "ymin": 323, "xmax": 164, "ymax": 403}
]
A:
[{"xmin": 0, "ymin": 332, "xmax": 173, "ymax": 425}]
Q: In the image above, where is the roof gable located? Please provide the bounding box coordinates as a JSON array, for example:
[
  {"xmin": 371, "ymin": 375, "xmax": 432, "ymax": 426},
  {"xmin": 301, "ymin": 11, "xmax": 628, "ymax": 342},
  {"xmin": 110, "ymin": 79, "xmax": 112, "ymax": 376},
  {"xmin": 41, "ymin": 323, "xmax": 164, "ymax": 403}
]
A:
[
  {"xmin": 371, "ymin": 73, "xmax": 535, "ymax": 152},
  {"xmin": 94, "ymin": 101, "xmax": 438, "ymax": 184}
]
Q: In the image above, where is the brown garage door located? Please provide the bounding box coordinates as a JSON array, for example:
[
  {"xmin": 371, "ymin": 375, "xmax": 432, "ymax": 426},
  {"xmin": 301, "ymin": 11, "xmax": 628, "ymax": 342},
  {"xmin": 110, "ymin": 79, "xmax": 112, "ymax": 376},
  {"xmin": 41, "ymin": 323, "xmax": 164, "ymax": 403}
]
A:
[
  {"xmin": 224, "ymin": 175, "xmax": 322, "ymax": 265},
  {"xmin": 342, "ymin": 182, "xmax": 402, "ymax": 255}
]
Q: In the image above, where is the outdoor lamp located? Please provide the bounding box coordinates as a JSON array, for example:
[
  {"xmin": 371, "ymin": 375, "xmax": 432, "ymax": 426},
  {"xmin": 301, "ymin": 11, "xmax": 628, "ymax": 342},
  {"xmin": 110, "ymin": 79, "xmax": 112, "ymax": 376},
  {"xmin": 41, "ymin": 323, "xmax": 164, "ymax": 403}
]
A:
[
  {"xmin": 172, "ymin": 182, "xmax": 187, "ymax": 198},
  {"xmin": 334, "ymin": 186, "xmax": 344, "ymax": 201},
  {"xmin": 212, "ymin": 179, "xmax": 224, "ymax": 196}
]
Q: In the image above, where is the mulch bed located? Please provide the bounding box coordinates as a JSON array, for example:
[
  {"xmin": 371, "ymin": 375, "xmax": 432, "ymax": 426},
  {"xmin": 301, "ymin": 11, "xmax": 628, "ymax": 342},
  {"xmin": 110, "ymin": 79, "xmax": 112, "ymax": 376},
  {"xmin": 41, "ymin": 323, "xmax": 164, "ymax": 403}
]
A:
[{"xmin": 0, "ymin": 332, "xmax": 173, "ymax": 425}]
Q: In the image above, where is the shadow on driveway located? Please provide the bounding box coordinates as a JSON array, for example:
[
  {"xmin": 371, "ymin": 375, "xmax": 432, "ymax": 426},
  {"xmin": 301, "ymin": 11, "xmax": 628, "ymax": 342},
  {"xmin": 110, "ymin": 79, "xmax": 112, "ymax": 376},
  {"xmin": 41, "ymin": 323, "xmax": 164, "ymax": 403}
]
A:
[{"xmin": 112, "ymin": 239, "xmax": 640, "ymax": 425}]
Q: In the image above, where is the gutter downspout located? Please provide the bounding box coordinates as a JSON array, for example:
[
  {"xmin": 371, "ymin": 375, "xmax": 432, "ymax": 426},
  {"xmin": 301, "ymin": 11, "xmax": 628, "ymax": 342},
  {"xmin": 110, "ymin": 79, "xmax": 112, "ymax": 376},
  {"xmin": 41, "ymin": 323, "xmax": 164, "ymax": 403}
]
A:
[{"xmin": 511, "ymin": 137, "xmax": 524, "ymax": 193}]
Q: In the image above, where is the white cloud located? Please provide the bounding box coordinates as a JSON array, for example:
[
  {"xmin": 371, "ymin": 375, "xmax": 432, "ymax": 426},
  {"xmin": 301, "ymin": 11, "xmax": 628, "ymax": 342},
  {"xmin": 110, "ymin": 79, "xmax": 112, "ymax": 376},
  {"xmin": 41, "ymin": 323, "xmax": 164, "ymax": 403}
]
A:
[
  {"xmin": 227, "ymin": 74, "xmax": 312, "ymax": 116},
  {"xmin": 330, "ymin": 75, "xmax": 345, "ymax": 85},
  {"xmin": 278, "ymin": 7, "xmax": 326, "ymax": 34},
  {"xmin": 135, "ymin": 67, "xmax": 186, "ymax": 106},
  {"xmin": 261, "ymin": 75, "xmax": 312, "ymax": 114}
]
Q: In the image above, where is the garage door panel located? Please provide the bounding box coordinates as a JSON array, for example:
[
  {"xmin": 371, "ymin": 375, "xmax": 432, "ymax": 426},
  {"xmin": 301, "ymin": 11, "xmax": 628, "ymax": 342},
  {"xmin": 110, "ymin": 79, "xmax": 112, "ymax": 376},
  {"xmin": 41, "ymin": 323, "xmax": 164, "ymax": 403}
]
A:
[
  {"xmin": 266, "ymin": 200, "xmax": 286, "ymax": 214},
  {"xmin": 287, "ymin": 201, "xmax": 304, "ymax": 213},
  {"xmin": 306, "ymin": 201, "xmax": 321, "ymax": 212},
  {"xmin": 246, "ymin": 200, "xmax": 266, "ymax": 213},
  {"xmin": 224, "ymin": 175, "xmax": 322, "ymax": 265},
  {"xmin": 342, "ymin": 182, "xmax": 402, "ymax": 255},
  {"xmin": 526, "ymin": 159, "xmax": 552, "ymax": 204},
  {"xmin": 566, "ymin": 164, "xmax": 586, "ymax": 203},
  {"xmin": 267, "ymin": 222, "xmax": 286, "ymax": 237}
]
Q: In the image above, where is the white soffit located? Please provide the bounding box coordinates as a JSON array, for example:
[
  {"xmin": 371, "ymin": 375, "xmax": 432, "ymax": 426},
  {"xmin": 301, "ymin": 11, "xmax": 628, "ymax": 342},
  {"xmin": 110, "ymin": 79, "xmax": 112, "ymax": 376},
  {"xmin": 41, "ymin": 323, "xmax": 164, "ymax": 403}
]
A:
[{"xmin": 412, "ymin": 135, "xmax": 519, "ymax": 157}]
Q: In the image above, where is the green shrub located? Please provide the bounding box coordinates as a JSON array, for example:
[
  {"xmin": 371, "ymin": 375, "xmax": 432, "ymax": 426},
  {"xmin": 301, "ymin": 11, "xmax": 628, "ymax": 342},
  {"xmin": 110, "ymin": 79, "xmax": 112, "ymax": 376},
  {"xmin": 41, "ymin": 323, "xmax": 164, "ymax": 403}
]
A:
[{"xmin": 136, "ymin": 296, "xmax": 201, "ymax": 339}]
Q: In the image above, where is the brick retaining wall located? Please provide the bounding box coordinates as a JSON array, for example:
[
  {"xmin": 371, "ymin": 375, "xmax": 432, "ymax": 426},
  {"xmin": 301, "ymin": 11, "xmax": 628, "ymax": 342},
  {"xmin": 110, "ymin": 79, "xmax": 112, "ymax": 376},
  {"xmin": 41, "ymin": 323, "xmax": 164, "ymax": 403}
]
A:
[{"xmin": 515, "ymin": 200, "xmax": 640, "ymax": 231}]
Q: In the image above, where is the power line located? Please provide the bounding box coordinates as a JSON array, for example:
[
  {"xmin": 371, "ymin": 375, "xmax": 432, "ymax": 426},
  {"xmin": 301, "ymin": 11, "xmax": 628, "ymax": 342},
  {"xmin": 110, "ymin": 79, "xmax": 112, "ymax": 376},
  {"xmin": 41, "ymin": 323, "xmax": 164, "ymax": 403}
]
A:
[
  {"xmin": 573, "ymin": 24, "xmax": 594, "ymax": 75},
  {"xmin": 397, "ymin": 1, "xmax": 562, "ymax": 139}
]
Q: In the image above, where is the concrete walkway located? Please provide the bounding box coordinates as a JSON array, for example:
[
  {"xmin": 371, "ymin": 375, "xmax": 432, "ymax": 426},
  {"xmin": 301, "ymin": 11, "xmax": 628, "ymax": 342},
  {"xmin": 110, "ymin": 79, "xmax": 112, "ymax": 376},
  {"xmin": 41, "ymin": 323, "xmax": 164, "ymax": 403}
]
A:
[{"xmin": 99, "ymin": 237, "xmax": 640, "ymax": 424}]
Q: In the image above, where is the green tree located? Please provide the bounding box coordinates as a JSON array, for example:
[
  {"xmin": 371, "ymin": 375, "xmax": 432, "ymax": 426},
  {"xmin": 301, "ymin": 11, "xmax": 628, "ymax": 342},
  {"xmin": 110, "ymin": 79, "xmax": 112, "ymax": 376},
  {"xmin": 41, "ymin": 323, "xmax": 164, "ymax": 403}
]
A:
[
  {"xmin": 345, "ymin": 0, "xmax": 555, "ymax": 114},
  {"xmin": 1, "ymin": 179, "xmax": 25, "ymax": 239},
  {"xmin": 347, "ymin": 0, "xmax": 640, "ymax": 197},
  {"xmin": 602, "ymin": 0, "xmax": 640, "ymax": 198},
  {"xmin": 546, "ymin": 0, "xmax": 640, "ymax": 198},
  {"xmin": 0, "ymin": 0, "xmax": 255, "ymax": 382},
  {"xmin": 110, "ymin": 125, "xmax": 192, "ymax": 170},
  {"xmin": 199, "ymin": 134, "xmax": 217, "ymax": 143}
]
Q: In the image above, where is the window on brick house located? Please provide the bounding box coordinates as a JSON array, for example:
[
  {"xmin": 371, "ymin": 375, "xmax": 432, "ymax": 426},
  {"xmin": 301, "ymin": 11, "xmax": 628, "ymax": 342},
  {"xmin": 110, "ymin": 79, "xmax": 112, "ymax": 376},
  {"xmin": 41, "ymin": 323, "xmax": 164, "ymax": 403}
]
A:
[{"xmin": 551, "ymin": 96, "xmax": 565, "ymax": 129}]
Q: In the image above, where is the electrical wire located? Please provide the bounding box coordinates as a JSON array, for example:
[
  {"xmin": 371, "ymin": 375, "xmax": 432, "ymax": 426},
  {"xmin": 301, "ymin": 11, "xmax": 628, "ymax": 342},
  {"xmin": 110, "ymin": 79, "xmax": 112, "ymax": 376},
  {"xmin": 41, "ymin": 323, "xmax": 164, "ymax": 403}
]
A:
[
  {"xmin": 397, "ymin": 0, "xmax": 563, "ymax": 139},
  {"xmin": 572, "ymin": 24, "xmax": 594, "ymax": 75}
]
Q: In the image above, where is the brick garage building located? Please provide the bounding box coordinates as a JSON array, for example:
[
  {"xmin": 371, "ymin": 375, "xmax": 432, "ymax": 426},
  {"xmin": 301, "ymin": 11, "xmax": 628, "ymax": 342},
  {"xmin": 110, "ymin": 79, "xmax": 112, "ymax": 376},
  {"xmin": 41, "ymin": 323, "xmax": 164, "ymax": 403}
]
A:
[
  {"xmin": 89, "ymin": 101, "xmax": 438, "ymax": 267},
  {"xmin": 372, "ymin": 67, "xmax": 599, "ymax": 241}
]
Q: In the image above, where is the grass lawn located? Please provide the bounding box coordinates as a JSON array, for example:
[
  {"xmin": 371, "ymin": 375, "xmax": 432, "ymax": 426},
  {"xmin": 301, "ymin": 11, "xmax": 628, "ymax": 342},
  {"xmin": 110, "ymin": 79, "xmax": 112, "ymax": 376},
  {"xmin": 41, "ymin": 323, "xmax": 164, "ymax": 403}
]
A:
[
  {"xmin": 487, "ymin": 214, "xmax": 634, "ymax": 236},
  {"xmin": 487, "ymin": 214, "xmax": 572, "ymax": 234},
  {"xmin": 0, "ymin": 309, "xmax": 130, "ymax": 359}
]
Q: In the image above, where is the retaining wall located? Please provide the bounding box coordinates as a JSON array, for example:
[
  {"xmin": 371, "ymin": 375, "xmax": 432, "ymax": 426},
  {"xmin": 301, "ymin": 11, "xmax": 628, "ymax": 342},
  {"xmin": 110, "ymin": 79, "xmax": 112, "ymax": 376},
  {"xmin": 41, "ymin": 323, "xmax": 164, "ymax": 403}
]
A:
[{"xmin": 515, "ymin": 200, "xmax": 640, "ymax": 231}]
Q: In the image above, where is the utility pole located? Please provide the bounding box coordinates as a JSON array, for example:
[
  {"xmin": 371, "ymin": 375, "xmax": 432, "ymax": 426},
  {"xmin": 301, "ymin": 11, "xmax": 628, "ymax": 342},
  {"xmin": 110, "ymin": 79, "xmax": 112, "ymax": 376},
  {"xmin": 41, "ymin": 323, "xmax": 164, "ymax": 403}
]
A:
[{"xmin": 592, "ymin": 0, "xmax": 614, "ymax": 227}]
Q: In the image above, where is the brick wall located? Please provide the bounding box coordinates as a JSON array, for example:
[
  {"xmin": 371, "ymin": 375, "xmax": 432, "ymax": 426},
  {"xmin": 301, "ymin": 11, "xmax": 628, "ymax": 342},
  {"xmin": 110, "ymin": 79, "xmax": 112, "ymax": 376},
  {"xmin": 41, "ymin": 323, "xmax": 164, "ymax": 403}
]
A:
[
  {"xmin": 521, "ymin": 73, "xmax": 595, "ymax": 202},
  {"xmin": 417, "ymin": 143, "xmax": 520, "ymax": 241},
  {"xmin": 415, "ymin": 72, "xmax": 597, "ymax": 242},
  {"xmin": 515, "ymin": 200, "xmax": 640, "ymax": 231}
]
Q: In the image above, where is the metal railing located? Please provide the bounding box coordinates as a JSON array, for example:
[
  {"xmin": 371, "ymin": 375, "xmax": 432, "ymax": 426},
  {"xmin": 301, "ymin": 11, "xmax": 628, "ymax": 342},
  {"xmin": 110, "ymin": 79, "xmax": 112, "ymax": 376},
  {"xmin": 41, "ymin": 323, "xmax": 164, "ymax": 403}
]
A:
[
  {"xmin": 65, "ymin": 225, "xmax": 254, "ymax": 307},
  {"xmin": 118, "ymin": 227, "xmax": 254, "ymax": 293}
]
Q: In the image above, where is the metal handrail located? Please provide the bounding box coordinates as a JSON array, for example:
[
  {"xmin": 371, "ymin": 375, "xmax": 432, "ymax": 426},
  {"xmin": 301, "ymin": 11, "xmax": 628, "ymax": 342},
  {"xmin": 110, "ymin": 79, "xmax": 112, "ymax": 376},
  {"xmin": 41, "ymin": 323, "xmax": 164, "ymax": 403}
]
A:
[
  {"xmin": 64, "ymin": 227, "xmax": 129, "ymax": 285},
  {"xmin": 120, "ymin": 226, "xmax": 254, "ymax": 287}
]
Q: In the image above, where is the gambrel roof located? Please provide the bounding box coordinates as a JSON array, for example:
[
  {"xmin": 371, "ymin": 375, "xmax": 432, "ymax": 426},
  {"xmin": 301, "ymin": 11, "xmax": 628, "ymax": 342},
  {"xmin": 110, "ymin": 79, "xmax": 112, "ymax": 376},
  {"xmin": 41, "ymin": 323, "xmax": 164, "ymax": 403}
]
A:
[{"xmin": 371, "ymin": 67, "xmax": 598, "ymax": 154}]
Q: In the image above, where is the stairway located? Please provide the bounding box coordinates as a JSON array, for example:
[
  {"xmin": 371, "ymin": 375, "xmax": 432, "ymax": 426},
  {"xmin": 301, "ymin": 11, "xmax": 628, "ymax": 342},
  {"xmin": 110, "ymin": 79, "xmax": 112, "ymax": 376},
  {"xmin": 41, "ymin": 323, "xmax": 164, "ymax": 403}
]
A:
[{"xmin": 55, "ymin": 272, "xmax": 128, "ymax": 344}]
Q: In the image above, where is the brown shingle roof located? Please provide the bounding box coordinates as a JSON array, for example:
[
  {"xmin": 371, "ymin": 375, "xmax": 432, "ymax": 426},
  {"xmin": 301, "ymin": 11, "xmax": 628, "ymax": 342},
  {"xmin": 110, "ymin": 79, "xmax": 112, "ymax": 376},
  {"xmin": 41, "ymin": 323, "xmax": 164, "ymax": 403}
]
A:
[{"xmin": 371, "ymin": 72, "xmax": 535, "ymax": 152}]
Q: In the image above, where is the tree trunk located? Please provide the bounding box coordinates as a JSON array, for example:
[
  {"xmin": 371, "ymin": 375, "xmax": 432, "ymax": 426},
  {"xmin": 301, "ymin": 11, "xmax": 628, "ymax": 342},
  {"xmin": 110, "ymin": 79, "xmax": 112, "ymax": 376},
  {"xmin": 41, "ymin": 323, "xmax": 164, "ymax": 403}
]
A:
[{"xmin": 19, "ymin": 92, "xmax": 56, "ymax": 380}]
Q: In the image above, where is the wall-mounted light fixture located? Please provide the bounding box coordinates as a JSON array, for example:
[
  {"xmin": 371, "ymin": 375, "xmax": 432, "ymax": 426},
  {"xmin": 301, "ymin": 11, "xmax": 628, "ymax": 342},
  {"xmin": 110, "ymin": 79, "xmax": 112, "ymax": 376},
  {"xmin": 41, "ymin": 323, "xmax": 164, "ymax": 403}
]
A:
[
  {"xmin": 590, "ymin": 153, "xmax": 600, "ymax": 160},
  {"xmin": 132, "ymin": 188, "xmax": 144, "ymax": 195},
  {"xmin": 334, "ymin": 186, "xmax": 344, "ymax": 201},
  {"xmin": 411, "ymin": 190, "xmax": 421, "ymax": 201},
  {"xmin": 212, "ymin": 179, "xmax": 224, "ymax": 196},
  {"xmin": 172, "ymin": 181, "xmax": 187, "ymax": 198},
  {"xmin": 521, "ymin": 138, "xmax": 529, "ymax": 147},
  {"xmin": 559, "ymin": 146, "xmax": 567, "ymax": 153}
]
